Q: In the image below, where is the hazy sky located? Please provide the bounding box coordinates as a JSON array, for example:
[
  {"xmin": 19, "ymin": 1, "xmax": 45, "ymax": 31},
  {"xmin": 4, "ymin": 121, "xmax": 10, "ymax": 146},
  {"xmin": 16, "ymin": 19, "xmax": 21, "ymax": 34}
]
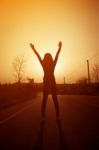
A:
[{"xmin": 0, "ymin": 0, "xmax": 99, "ymax": 83}]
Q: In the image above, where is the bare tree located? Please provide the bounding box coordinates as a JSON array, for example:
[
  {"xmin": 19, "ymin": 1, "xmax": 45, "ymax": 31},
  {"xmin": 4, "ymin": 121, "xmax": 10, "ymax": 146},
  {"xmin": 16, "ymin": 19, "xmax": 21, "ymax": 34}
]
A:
[
  {"xmin": 12, "ymin": 55, "xmax": 25, "ymax": 84},
  {"xmin": 93, "ymin": 64, "xmax": 99, "ymax": 84}
]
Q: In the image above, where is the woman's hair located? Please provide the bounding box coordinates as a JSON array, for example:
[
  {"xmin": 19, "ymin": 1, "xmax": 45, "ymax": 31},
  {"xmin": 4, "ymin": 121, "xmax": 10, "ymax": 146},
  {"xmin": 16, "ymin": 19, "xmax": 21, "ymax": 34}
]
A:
[{"xmin": 43, "ymin": 53, "xmax": 53, "ymax": 63}]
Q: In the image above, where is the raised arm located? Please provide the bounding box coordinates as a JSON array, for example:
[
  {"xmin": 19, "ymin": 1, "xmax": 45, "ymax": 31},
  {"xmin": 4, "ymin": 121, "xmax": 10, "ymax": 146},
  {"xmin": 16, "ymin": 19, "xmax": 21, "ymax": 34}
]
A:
[
  {"xmin": 54, "ymin": 41, "xmax": 62, "ymax": 67},
  {"xmin": 30, "ymin": 43, "xmax": 43, "ymax": 65}
]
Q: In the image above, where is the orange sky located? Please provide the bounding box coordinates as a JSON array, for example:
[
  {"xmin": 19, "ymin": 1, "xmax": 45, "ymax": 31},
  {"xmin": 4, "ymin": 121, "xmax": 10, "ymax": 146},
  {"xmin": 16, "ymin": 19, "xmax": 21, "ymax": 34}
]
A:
[{"xmin": 0, "ymin": 0, "xmax": 99, "ymax": 83}]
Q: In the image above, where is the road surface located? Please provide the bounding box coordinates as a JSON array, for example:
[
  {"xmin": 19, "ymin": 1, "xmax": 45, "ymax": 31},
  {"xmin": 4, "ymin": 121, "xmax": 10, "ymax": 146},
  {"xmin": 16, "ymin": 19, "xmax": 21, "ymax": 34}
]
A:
[{"xmin": 0, "ymin": 93, "xmax": 99, "ymax": 150}]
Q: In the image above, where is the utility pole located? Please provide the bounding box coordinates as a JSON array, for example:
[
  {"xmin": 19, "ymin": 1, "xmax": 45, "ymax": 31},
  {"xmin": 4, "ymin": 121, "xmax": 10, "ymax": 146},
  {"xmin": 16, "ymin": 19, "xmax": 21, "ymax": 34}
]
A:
[
  {"xmin": 64, "ymin": 77, "xmax": 66, "ymax": 89},
  {"xmin": 87, "ymin": 60, "xmax": 90, "ymax": 85}
]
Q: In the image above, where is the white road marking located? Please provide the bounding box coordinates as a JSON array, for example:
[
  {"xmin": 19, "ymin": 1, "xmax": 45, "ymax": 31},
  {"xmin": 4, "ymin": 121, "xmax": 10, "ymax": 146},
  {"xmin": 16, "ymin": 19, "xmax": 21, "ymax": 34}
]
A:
[
  {"xmin": 0, "ymin": 100, "xmax": 38, "ymax": 125},
  {"xmin": 0, "ymin": 95, "xmax": 98, "ymax": 125}
]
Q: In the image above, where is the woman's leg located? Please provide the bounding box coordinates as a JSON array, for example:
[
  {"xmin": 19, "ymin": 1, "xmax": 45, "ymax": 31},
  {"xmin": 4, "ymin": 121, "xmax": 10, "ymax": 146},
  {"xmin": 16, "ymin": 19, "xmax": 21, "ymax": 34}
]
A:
[
  {"xmin": 52, "ymin": 94, "xmax": 60, "ymax": 117},
  {"xmin": 41, "ymin": 93, "xmax": 48, "ymax": 118}
]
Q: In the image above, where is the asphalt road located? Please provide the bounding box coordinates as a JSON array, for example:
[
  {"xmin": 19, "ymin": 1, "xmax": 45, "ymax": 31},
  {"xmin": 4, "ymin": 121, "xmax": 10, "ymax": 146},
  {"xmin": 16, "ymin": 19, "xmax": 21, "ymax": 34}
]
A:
[{"xmin": 0, "ymin": 93, "xmax": 99, "ymax": 150}]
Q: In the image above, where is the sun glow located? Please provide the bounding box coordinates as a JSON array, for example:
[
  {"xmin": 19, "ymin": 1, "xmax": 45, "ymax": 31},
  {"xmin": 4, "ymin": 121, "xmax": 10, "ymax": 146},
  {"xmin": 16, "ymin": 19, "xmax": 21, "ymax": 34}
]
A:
[{"xmin": 0, "ymin": 0, "xmax": 98, "ymax": 83}]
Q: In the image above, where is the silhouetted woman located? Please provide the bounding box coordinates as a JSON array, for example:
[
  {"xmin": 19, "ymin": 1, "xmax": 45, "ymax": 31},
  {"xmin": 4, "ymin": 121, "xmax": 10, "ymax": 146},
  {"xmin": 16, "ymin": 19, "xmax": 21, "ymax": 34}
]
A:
[{"xmin": 30, "ymin": 41, "xmax": 62, "ymax": 120}]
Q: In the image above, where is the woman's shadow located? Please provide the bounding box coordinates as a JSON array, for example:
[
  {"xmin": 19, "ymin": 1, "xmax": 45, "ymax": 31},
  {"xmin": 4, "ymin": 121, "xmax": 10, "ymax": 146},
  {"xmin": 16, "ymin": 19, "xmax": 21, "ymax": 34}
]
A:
[
  {"xmin": 34, "ymin": 119, "xmax": 68, "ymax": 150},
  {"xmin": 57, "ymin": 120, "xmax": 68, "ymax": 150},
  {"xmin": 33, "ymin": 120, "xmax": 45, "ymax": 150}
]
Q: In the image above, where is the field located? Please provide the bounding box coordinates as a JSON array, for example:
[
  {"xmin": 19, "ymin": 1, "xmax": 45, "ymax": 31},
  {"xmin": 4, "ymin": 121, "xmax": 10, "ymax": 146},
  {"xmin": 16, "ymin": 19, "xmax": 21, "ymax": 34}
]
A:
[{"xmin": 0, "ymin": 83, "xmax": 36, "ymax": 109}]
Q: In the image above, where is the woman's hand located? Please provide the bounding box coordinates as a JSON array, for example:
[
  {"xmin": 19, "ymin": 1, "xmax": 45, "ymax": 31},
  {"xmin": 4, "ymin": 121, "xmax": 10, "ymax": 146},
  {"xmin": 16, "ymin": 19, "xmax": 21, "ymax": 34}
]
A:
[
  {"xmin": 30, "ymin": 43, "xmax": 42, "ymax": 64},
  {"xmin": 58, "ymin": 41, "xmax": 62, "ymax": 49},
  {"xmin": 30, "ymin": 43, "xmax": 35, "ymax": 50}
]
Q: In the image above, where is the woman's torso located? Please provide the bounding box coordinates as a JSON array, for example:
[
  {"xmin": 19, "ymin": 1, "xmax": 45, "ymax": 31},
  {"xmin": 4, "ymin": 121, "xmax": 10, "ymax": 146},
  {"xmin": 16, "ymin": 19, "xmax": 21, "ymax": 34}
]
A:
[{"xmin": 42, "ymin": 61, "xmax": 56, "ymax": 93}]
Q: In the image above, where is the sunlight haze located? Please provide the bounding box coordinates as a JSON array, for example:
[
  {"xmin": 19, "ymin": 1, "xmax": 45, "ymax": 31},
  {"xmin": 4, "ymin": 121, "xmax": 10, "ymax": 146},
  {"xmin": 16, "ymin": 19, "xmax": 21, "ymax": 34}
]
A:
[{"xmin": 0, "ymin": 0, "xmax": 99, "ymax": 83}]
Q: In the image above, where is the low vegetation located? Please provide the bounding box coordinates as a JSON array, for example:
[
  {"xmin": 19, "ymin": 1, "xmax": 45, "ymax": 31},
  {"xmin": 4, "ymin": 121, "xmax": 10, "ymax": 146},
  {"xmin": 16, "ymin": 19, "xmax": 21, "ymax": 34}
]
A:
[{"xmin": 0, "ymin": 83, "xmax": 36, "ymax": 109}]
